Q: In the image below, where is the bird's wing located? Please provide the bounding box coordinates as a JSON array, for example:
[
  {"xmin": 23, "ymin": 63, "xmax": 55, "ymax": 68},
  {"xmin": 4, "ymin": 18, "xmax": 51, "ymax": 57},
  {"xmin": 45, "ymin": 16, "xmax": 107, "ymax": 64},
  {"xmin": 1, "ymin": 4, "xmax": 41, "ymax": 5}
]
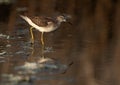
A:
[{"xmin": 29, "ymin": 16, "xmax": 55, "ymax": 27}]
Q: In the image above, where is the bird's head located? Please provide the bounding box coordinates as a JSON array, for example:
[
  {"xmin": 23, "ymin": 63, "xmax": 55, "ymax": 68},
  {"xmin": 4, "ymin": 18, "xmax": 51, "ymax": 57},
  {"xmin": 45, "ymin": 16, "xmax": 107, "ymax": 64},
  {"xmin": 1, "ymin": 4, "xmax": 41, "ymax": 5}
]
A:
[{"xmin": 56, "ymin": 14, "xmax": 71, "ymax": 23}]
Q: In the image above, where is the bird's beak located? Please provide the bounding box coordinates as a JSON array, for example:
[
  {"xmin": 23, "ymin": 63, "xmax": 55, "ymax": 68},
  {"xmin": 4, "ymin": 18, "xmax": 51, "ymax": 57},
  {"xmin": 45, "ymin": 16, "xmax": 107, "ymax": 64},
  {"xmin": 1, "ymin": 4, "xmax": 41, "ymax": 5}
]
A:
[{"xmin": 67, "ymin": 21, "xmax": 72, "ymax": 25}]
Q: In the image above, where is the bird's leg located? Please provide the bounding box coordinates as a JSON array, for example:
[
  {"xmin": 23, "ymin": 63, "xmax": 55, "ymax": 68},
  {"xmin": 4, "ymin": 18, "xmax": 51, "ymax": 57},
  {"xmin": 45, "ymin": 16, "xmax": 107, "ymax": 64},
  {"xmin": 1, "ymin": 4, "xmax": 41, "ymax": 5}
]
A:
[
  {"xmin": 30, "ymin": 27, "xmax": 34, "ymax": 44},
  {"xmin": 41, "ymin": 32, "xmax": 44, "ymax": 46},
  {"xmin": 41, "ymin": 32, "xmax": 45, "ymax": 58}
]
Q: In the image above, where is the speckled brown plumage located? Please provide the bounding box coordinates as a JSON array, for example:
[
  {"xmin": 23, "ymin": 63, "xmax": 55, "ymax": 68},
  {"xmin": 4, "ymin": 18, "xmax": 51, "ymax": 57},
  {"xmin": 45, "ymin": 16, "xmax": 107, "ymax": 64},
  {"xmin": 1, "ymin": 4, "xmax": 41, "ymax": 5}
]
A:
[{"xmin": 29, "ymin": 16, "xmax": 57, "ymax": 27}]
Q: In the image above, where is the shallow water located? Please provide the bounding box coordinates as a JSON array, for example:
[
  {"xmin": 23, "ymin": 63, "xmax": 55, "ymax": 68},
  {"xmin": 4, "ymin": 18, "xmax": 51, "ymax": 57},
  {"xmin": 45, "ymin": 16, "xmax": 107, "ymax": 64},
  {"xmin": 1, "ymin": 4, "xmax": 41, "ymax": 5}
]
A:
[{"xmin": 0, "ymin": 20, "xmax": 77, "ymax": 85}]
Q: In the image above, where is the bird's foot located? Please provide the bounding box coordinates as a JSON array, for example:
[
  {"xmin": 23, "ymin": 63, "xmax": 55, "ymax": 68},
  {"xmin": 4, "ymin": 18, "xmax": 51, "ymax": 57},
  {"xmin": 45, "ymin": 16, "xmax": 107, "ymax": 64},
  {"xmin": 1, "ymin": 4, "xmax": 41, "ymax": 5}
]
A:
[{"xmin": 28, "ymin": 39, "xmax": 34, "ymax": 45}]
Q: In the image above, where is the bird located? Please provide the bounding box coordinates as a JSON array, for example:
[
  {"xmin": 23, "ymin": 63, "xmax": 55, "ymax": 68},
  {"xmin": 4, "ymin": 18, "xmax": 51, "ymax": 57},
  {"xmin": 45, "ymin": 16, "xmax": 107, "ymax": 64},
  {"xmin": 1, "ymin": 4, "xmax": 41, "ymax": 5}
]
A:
[{"xmin": 20, "ymin": 14, "xmax": 71, "ymax": 47}]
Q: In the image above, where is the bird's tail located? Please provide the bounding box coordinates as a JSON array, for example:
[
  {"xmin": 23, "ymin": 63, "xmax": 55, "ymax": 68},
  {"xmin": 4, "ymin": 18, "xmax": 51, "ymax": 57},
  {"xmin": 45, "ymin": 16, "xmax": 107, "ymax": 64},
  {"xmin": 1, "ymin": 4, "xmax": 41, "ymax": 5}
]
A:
[
  {"xmin": 19, "ymin": 15, "xmax": 28, "ymax": 20},
  {"xmin": 19, "ymin": 15, "xmax": 30, "ymax": 23}
]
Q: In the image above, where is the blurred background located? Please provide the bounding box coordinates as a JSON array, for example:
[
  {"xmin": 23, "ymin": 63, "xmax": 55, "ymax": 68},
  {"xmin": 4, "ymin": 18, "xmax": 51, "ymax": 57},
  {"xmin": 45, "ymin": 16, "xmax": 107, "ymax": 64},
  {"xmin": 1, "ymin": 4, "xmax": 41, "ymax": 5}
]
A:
[{"xmin": 0, "ymin": 0, "xmax": 120, "ymax": 85}]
